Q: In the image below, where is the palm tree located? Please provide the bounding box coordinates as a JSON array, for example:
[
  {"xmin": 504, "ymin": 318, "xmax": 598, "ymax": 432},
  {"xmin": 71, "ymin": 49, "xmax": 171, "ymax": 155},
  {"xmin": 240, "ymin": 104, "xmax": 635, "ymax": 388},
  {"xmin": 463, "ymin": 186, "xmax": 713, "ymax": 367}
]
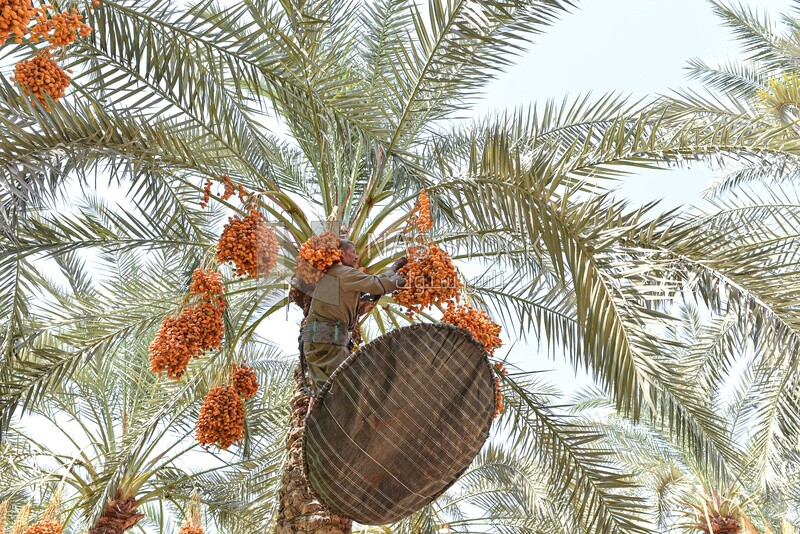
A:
[
  {"xmin": 0, "ymin": 245, "xmax": 295, "ymax": 533},
  {"xmin": 3, "ymin": 0, "xmax": 800, "ymax": 532},
  {"xmin": 564, "ymin": 301, "xmax": 800, "ymax": 531}
]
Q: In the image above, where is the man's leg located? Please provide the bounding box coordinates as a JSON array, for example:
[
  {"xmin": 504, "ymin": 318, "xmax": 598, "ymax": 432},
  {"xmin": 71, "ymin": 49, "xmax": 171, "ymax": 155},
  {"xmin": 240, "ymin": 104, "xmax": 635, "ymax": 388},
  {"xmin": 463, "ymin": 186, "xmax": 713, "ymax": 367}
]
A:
[{"xmin": 303, "ymin": 342, "xmax": 349, "ymax": 390}]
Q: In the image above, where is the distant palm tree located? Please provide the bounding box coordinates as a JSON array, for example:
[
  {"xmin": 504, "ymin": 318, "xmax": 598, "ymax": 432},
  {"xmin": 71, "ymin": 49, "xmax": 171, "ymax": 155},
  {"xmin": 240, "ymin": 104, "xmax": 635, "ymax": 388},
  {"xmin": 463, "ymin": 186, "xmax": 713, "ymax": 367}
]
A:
[
  {"xmin": 0, "ymin": 248, "xmax": 294, "ymax": 533},
  {"xmin": 565, "ymin": 303, "xmax": 800, "ymax": 532},
  {"xmin": 3, "ymin": 0, "xmax": 800, "ymax": 532}
]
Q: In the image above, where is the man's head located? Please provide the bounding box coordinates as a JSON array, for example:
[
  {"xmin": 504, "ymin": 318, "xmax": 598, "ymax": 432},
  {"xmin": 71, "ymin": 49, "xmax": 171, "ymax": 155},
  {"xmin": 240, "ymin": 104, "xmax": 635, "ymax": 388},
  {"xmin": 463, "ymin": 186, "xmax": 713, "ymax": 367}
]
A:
[{"xmin": 339, "ymin": 239, "xmax": 358, "ymax": 267}]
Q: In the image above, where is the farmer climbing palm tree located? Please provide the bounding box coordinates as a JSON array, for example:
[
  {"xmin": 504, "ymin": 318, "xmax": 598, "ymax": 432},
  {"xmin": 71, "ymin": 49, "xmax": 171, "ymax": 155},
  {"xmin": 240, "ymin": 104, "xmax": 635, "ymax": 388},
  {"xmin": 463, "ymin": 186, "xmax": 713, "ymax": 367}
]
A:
[{"xmin": 301, "ymin": 240, "xmax": 407, "ymax": 389}]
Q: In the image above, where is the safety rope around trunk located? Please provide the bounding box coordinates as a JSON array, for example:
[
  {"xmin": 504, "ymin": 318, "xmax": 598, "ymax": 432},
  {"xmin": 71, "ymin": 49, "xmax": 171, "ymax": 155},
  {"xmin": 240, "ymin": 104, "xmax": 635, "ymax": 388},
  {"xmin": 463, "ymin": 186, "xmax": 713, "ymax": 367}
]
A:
[{"xmin": 298, "ymin": 336, "xmax": 319, "ymax": 399}]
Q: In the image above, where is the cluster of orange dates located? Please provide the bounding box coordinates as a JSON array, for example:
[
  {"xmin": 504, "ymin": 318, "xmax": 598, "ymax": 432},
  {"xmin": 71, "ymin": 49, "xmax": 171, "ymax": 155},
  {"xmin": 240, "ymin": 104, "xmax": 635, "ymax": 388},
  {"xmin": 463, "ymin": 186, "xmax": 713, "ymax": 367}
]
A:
[
  {"xmin": 231, "ymin": 362, "xmax": 259, "ymax": 399},
  {"xmin": 24, "ymin": 521, "xmax": 62, "ymax": 534},
  {"xmin": 403, "ymin": 188, "xmax": 432, "ymax": 234},
  {"xmin": 441, "ymin": 304, "xmax": 502, "ymax": 355},
  {"xmin": 216, "ymin": 209, "xmax": 279, "ymax": 278},
  {"xmin": 295, "ymin": 231, "xmax": 341, "ymax": 285},
  {"xmin": 149, "ymin": 268, "xmax": 227, "ymax": 380},
  {"xmin": 202, "ymin": 176, "xmax": 280, "ymax": 279},
  {"xmin": 29, "ymin": 7, "xmax": 91, "ymax": 47},
  {"xmin": 11, "ymin": 51, "xmax": 69, "ymax": 109},
  {"xmin": 2, "ymin": 1, "xmax": 94, "ymax": 109},
  {"xmin": 394, "ymin": 243, "xmax": 462, "ymax": 316},
  {"xmin": 0, "ymin": 0, "xmax": 37, "ymax": 44},
  {"xmin": 411, "ymin": 188, "xmax": 432, "ymax": 232},
  {"xmin": 195, "ymin": 363, "xmax": 258, "ymax": 449},
  {"xmin": 395, "ymin": 190, "xmax": 461, "ymax": 315},
  {"xmin": 195, "ymin": 383, "xmax": 245, "ymax": 450}
]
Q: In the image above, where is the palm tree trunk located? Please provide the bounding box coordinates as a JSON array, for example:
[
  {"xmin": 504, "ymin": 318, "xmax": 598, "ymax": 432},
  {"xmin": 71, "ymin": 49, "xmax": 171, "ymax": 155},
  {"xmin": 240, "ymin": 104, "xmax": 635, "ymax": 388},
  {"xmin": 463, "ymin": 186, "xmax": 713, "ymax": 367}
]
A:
[
  {"xmin": 274, "ymin": 368, "xmax": 352, "ymax": 534},
  {"xmin": 87, "ymin": 494, "xmax": 144, "ymax": 534}
]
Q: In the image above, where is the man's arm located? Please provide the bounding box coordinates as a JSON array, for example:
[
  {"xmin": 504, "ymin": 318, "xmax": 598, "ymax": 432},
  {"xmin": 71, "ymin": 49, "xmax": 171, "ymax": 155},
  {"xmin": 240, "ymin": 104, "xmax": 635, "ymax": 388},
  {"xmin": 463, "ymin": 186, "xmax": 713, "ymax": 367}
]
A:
[{"xmin": 340, "ymin": 265, "xmax": 405, "ymax": 295}]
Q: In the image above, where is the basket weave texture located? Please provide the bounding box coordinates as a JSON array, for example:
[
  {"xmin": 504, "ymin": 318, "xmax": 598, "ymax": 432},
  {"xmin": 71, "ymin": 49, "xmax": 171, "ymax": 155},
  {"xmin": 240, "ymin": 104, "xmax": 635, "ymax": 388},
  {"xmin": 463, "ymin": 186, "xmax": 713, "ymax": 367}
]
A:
[{"xmin": 303, "ymin": 323, "xmax": 495, "ymax": 525}]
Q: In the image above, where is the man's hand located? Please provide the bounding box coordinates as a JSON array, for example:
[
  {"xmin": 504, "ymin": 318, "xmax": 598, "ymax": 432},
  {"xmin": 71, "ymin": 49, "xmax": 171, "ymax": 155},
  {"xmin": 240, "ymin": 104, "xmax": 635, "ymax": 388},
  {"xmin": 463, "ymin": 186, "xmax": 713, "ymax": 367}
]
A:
[
  {"xmin": 358, "ymin": 299, "xmax": 377, "ymax": 316},
  {"xmin": 389, "ymin": 256, "xmax": 408, "ymax": 273}
]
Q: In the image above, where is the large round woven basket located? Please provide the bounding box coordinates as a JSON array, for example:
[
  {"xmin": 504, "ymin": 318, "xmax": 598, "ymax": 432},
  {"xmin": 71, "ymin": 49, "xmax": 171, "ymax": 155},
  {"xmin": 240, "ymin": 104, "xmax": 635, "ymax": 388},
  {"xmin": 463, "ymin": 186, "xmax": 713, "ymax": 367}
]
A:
[{"xmin": 303, "ymin": 323, "xmax": 495, "ymax": 525}]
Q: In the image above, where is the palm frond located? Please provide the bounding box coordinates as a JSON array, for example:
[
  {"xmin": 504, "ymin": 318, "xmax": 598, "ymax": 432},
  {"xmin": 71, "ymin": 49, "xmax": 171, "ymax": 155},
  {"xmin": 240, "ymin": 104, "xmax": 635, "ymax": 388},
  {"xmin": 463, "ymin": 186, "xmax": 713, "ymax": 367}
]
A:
[
  {"xmin": 684, "ymin": 57, "xmax": 768, "ymax": 100},
  {"xmin": 711, "ymin": 1, "xmax": 786, "ymax": 66},
  {"xmin": 498, "ymin": 373, "xmax": 650, "ymax": 534},
  {"xmin": 382, "ymin": 0, "xmax": 576, "ymax": 155}
]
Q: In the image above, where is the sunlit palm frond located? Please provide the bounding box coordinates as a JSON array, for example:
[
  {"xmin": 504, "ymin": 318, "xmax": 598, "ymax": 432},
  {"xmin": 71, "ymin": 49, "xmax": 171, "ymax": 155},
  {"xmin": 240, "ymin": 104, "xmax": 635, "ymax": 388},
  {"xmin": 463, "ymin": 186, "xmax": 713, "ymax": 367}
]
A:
[
  {"xmin": 382, "ymin": 0, "xmax": 576, "ymax": 155},
  {"xmin": 710, "ymin": 1, "xmax": 787, "ymax": 67},
  {"xmin": 685, "ymin": 57, "xmax": 768, "ymax": 100}
]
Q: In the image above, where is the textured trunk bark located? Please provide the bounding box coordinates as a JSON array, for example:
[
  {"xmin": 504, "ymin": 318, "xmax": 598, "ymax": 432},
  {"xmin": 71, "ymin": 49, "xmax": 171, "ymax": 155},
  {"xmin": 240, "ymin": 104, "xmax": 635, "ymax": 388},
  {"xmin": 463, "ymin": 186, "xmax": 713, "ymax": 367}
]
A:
[
  {"xmin": 274, "ymin": 369, "xmax": 352, "ymax": 534},
  {"xmin": 87, "ymin": 494, "xmax": 144, "ymax": 534}
]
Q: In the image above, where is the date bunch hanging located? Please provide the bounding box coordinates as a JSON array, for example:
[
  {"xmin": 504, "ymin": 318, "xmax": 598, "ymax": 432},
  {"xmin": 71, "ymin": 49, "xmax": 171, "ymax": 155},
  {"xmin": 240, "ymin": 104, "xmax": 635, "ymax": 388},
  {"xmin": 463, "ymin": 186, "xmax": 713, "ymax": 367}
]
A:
[
  {"xmin": 149, "ymin": 268, "xmax": 227, "ymax": 380},
  {"xmin": 3, "ymin": 1, "xmax": 93, "ymax": 110},
  {"xmin": 394, "ymin": 189, "xmax": 462, "ymax": 316},
  {"xmin": 205, "ymin": 175, "xmax": 280, "ymax": 279},
  {"xmin": 195, "ymin": 363, "xmax": 259, "ymax": 449},
  {"xmin": 441, "ymin": 305, "xmax": 502, "ymax": 355}
]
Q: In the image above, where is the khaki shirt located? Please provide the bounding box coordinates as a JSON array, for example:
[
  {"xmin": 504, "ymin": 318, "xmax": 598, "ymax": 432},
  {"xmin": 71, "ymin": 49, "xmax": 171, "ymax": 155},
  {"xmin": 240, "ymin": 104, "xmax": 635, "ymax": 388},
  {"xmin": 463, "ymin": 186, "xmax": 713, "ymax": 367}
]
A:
[{"xmin": 307, "ymin": 264, "xmax": 404, "ymax": 330}]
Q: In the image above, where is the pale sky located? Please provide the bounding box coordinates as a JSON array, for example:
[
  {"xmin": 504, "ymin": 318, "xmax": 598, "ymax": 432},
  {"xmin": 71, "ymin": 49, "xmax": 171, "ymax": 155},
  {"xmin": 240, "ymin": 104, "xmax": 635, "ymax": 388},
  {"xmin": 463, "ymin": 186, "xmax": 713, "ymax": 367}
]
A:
[{"xmin": 479, "ymin": 0, "xmax": 794, "ymax": 104}]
